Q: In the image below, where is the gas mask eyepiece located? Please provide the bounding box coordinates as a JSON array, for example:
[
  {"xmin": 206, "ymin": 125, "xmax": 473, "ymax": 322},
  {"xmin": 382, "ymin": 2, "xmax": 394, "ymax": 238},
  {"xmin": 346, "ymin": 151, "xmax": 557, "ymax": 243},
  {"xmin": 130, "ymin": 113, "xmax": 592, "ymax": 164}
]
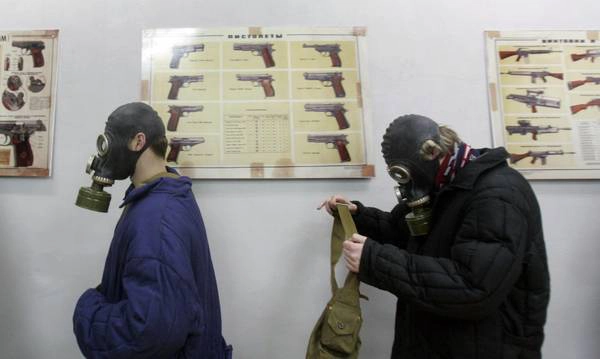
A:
[{"xmin": 75, "ymin": 134, "xmax": 114, "ymax": 213}]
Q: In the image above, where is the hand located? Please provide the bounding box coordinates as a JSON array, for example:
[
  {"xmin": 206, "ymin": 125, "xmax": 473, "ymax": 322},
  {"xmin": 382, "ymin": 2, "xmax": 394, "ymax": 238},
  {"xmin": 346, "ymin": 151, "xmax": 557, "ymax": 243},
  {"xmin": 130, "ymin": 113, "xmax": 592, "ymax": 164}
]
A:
[
  {"xmin": 318, "ymin": 194, "xmax": 358, "ymax": 215},
  {"xmin": 343, "ymin": 234, "xmax": 366, "ymax": 273}
]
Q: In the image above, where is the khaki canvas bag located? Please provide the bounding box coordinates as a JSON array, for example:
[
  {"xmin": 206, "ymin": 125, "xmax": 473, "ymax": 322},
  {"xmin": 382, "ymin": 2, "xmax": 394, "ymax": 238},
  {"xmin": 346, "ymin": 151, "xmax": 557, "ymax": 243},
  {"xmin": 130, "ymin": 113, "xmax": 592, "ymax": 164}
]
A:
[{"xmin": 306, "ymin": 204, "xmax": 366, "ymax": 359}]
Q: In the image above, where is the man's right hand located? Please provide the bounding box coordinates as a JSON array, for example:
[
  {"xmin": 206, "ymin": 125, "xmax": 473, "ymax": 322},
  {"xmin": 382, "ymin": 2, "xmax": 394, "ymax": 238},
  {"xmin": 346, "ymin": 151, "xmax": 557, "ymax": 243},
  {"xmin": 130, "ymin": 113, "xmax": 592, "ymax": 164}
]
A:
[{"xmin": 318, "ymin": 195, "xmax": 358, "ymax": 216}]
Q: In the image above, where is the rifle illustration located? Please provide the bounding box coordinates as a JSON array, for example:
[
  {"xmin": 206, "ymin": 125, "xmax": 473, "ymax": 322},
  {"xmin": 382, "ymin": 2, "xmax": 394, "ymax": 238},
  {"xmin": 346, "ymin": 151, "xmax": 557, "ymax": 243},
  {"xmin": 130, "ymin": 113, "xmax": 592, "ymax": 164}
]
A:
[
  {"xmin": 166, "ymin": 137, "xmax": 205, "ymax": 163},
  {"xmin": 509, "ymin": 150, "xmax": 575, "ymax": 165},
  {"xmin": 236, "ymin": 73, "xmax": 275, "ymax": 97},
  {"xmin": 568, "ymin": 76, "xmax": 600, "ymax": 90},
  {"xmin": 303, "ymin": 72, "xmax": 345, "ymax": 98},
  {"xmin": 12, "ymin": 41, "xmax": 45, "ymax": 67},
  {"xmin": 307, "ymin": 134, "xmax": 351, "ymax": 162},
  {"xmin": 0, "ymin": 120, "xmax": 46, "ymax": 167},
  {"xmin": 167, "ymin": 105, "xmax": 204, "ymax": 132},
  {"xmin": 570, "ymin": 98, "xmax": 600, "ymax": 115},
  {"xmin": 233, "ymin": 43, "xmax": 275, "ymax": 68},
  {"xmin": 505, "ymin": 120, "xmax": 571, "ymax": 140},
  {"xmin": 167, "ymin": 75, "xmax": 204, "ymax": 100},
  {"xmin": 501, "ymin": 71, "xmax": 563, "ymax": 84},
  {"xmin": 302, "ymin": 43, "xmax": 342, "ymax": 67},
  {"xmin": 304, "ymin": 103, "xmax": 349, "ymax": 130},
  {"xmin": 571, "ymin": 49, "xmax": 600, "ymax": 63},
  {"xmin": 505, "ymin": 90, "xmax": 560, "ymax": 113},
  {"xmin": 2, "ymin": 90, "xmax": 25, "ymax": 111},
  {"xmin": 498, "ymin": 48, "xmax": 559, "ymax": 63},
  {"xmin": 170, "ymin": 44, "xmax": 205, "ymax": 69}
]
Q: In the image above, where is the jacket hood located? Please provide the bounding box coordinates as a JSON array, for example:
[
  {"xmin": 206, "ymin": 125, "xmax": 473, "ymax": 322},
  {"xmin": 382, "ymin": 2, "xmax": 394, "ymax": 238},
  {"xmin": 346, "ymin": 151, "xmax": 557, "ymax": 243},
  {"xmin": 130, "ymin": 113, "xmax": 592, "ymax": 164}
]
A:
[{"xmin": 120, "ymin": 167, "xmax": 191, "ymax": 208}]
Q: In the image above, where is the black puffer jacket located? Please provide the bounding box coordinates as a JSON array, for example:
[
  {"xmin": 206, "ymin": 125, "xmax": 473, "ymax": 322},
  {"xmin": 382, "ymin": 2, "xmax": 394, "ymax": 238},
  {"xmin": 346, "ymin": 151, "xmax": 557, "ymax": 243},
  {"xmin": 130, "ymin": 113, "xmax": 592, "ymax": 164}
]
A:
[{"xmin": 354, "ymin": 148, "xmax": 549, "ymax": 359}]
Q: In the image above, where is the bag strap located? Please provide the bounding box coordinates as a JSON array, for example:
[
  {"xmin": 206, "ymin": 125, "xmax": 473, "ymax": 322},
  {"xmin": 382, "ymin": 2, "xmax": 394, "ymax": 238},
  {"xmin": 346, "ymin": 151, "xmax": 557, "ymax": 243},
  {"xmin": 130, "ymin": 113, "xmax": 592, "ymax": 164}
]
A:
[{"xmin": 330, "ymin": 204, "xmax": 361, "ymax": 296}]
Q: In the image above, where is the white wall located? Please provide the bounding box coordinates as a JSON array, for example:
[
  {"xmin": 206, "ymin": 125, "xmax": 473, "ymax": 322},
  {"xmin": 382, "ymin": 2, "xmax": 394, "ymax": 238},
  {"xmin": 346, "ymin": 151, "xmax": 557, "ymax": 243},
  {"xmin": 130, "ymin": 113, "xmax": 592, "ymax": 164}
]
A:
[{"xmin": 0, "ymin": 0, "xmax": 599, "ymax": 358}]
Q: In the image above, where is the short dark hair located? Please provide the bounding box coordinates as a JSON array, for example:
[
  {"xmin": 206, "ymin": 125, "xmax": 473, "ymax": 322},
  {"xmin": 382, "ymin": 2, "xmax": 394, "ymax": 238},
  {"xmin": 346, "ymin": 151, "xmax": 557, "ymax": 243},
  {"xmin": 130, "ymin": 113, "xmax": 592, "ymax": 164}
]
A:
[{"xmin": 149, "ymin": 135, "xmax": 168, "ymax": 158}]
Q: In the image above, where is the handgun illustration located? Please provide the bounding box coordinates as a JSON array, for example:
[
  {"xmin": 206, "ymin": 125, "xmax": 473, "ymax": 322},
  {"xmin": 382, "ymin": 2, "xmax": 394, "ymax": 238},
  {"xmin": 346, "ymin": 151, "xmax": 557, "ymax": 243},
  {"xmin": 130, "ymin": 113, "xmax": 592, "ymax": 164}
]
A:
[
  {"xmin": 571, "ymin": 49, "xmax": 600, "ymax": 62},
  {"xmin": 233, "ymin": 43, "xmax": 275, "ymax": 68},
  {"xmin": 505, "ymin": 90, "xmax": 560, "ymax": 113},
  {"xmin": 509, "ymin": 150, "xmax": 575, "ymax": 165},
  {"xmin": 236, "ymin": 73, "xmax": 275, "ymax": 97},
  {"xmin": 307, "ymin": 134, "xmax": 350, "ymax": 162},
  {"xmin": 570, "ymin": 98, "xmax": 600, "ymax": 115},
  {"xmin": 2, "ymin": 90, "xmax": 25, "ymax": 111},
  {"xmin": 568, "ymin": 76, "xmax": 600, "ymax": 90},
  {"xmin": 12, "ymin": 41, "xmax": 45, "ymax": 68},
  {"xmin": 0, "ymin": 120, "xmax": 46, "ymax": 167},
  {"xmin": 505, "ymin": 120, "xmax": 571, "ymax": 140},
  {"xmin": 500, "ymin": 71, "xmax": 563, "ymax": 84},
  {"xmin": 166, "ymin": 137, "xmax": 205, "ymax": 163},
  {"xmin": 302, "ymin": 43, "xmax": 342, "ymax": 67},
  {"xmin": 304, "ymin": 103, "xmax": 349, "ymax": 129},
  {"xmin": 303, "ymin": 72, "xmax": 345, "ymax": 98},
  {"xmin": 167, "ymin": 105, "xmax": 204, "ymax": 131},
  {"xmin": 498, "ymin": 48, "xmax": 559, "ymax": 63},
  {"xmin": 170, "ymin": 44, "xmax": 205, "ymax": 69},
  {"xmin": 168, "ymin": 75, "xmax": 204, "ymax": 100},
  {"xmin": 28, "ymin": 76, "xmax": 46, "ymax": 93}
]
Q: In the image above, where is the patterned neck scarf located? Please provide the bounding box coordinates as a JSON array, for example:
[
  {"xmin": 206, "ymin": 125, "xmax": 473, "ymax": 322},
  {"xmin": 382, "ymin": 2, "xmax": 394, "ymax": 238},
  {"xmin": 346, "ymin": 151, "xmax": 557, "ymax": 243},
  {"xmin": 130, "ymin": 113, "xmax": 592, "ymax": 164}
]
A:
[{"xmin": 435, "ymin": 142, "xmax": 480, "ymax": 189}]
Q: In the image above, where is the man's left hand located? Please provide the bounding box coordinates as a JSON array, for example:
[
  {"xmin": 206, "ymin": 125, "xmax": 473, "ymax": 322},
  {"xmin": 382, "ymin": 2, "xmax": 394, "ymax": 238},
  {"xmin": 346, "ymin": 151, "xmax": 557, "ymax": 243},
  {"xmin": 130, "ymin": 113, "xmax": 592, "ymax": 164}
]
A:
[{"xmin": 343, "ymin": 234, "xmax": 367, "ymax": 273}]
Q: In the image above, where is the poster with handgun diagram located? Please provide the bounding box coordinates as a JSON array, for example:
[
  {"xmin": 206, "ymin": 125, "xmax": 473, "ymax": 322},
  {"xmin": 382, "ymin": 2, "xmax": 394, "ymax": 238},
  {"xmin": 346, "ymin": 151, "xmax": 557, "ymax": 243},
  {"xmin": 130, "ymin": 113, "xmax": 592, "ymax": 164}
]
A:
[
  {"xmin": 141, "ymin": 27, "xmax": 373, "ymax": 179},
  {"xmin": 0, "ymin": 30, "xmax": 58, "ymax": 177},
  {"xmin": 486, "ymin": 30, "xmax": 600, "ymax": 179}
]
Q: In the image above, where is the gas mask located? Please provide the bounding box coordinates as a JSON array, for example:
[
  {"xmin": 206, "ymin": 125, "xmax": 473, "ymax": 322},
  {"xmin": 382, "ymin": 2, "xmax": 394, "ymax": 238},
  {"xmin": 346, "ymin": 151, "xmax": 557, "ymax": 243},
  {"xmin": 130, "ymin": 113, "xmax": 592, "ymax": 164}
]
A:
[
  {"xmin": 381, "ymin": 115, "xmax": 442, "ymax": 236},
  {"xmin": 75, "ymin": 103, "xmax": 165, "ymax": 212}
]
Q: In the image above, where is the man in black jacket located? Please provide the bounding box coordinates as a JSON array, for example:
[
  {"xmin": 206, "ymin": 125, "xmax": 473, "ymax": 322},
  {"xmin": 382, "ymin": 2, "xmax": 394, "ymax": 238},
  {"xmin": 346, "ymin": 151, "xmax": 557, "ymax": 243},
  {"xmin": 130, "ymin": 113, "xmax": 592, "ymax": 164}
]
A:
[{"xmin": 322, "ymin": 114, "xmax": 550, "ymax": 359}]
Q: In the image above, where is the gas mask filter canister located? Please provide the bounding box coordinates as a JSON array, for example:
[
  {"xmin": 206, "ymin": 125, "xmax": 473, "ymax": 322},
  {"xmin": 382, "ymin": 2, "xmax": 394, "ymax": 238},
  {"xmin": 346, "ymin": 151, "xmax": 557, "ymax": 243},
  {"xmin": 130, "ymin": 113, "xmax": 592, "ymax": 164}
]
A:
[
  {"xmin": 75, "ymin": 134, "xmax": 114, "ymax": 213},
  {"xmin": 387, "ymin": 165, "xmax": 432, "ymax": 237}
]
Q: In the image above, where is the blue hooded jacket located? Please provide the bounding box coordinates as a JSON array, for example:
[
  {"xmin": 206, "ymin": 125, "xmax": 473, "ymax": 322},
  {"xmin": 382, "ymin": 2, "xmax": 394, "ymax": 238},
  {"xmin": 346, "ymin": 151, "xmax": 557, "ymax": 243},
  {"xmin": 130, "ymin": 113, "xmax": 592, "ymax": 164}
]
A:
[{"xmin": 73, "ymin": 171, "xmax": 231, "ymax": 359}]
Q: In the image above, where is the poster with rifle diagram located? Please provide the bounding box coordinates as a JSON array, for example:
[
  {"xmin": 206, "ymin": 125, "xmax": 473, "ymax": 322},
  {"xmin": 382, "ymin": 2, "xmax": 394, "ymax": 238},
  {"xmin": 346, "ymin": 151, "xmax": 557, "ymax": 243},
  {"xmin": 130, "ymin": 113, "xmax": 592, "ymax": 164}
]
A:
[
  {"xmin": 0, "ymin": 30, "xmax": 58, "ymax": 177},
  {"xmin": 486, "ymin": 30, "xmax": 600, "ymax": 179},
  {"xmin": 141, "ymin": 27, "xmax": 374, "ymax": 179}
]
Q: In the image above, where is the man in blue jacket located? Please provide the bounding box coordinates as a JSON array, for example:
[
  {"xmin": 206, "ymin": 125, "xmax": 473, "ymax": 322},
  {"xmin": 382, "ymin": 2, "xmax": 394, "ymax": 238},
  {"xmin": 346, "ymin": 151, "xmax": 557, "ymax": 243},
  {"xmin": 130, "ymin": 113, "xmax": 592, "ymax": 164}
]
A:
[{"xmin": 73, "ymin": 102, "xmax": 232, "ymax": 358}]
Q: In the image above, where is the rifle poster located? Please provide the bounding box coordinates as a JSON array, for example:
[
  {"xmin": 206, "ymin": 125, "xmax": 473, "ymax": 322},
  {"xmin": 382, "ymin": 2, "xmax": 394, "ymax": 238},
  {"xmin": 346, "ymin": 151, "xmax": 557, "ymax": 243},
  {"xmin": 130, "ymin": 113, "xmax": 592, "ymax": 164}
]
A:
[
  {"xmin": 0, "ymin": 30, "xmax": 58, "ymax": 177},
  {"xmin": 141, "ymin": 27, "xmax": 374, "ymax": 179},
  {"xmin": 486, "ymin": 30, "xmax": 600, "ymax": 179}
]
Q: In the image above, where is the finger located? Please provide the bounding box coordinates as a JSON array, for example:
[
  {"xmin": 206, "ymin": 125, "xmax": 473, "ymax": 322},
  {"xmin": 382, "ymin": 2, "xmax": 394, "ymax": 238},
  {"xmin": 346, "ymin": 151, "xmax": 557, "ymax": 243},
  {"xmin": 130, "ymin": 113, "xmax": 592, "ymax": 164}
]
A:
[
  {"xmin": 343, "ymin": 252, "xmax": 356, "ymax": 267},
  {"xmin": 343, "ymin": 240, "xmax": 354, "ymax": 250},
  {"xmin": 351, "ymin": 234, "xmax": 366, "ymax": 243}
]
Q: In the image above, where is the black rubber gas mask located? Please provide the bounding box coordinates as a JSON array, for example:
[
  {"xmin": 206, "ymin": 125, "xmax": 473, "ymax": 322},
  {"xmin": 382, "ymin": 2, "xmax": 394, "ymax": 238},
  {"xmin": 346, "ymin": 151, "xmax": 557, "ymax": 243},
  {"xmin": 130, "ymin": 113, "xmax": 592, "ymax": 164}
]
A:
[
  {"xmin": 76, "ymin": 103, "xmax": 165, "ymax": 212},
  {"xmin": 382, "ymin": 115, "xmax": 441, "ymax": 236}
]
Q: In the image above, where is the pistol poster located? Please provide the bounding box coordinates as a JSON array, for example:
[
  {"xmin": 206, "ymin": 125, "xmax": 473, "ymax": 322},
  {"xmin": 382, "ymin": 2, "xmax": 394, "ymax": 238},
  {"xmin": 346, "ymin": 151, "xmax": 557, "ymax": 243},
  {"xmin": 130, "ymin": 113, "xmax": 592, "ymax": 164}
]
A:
[
  {"xmin": 486, "ymin": 30, "xmax": 600, "ymax": 179},
  {"xmin": 0, "ymin": 30, "xmax": 58, "ymax": 177},
  {"xmin": 141, "ymin": 27, "xmax": 374, "ymax": 179}
]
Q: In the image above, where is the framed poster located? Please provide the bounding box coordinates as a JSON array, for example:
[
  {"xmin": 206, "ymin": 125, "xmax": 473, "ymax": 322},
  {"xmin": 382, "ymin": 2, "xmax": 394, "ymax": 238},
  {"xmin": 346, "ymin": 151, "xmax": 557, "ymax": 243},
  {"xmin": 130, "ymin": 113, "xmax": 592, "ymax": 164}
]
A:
[
  {"xmin": 486, "ymin": 30, "xmax": 600, "ymax": 180},
  {"xmin": 141, "ymin": 27, "xmax": 374, "ymax": 179},
  {"xmin": 0, "ymin": 29, "xmax": 58, "ymax": 177}
]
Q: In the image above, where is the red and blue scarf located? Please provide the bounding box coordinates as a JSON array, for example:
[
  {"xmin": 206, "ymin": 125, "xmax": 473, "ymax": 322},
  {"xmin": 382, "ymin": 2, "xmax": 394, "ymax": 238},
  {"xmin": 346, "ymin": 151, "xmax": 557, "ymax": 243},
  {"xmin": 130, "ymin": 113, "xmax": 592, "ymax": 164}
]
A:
[{"xmin": 435, "ymin": 142, "xmax": 479, "ymax": 189}]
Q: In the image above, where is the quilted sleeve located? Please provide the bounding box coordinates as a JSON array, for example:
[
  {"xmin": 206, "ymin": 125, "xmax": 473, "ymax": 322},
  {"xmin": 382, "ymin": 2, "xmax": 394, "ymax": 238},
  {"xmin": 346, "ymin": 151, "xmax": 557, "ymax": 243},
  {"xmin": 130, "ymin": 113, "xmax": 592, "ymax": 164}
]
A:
[
  {"xmin": 72, "ymin": 257, "xmax": 196, "ymax": 358},
  {"xmin": 358, "ymin": 184, "xmax": 529, "ymax": 319},
  {"xmin": 351, "ymin": 201, "xmax": 410, "ymax": 247}
]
